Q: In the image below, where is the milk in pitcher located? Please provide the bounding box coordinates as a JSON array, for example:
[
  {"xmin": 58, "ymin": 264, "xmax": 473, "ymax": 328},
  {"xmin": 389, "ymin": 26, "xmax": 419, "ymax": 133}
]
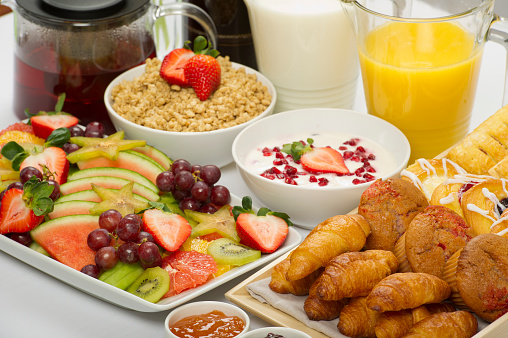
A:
[{"xmin": 245, "ymin": 0, "xmax": 359, "ymax": 111}]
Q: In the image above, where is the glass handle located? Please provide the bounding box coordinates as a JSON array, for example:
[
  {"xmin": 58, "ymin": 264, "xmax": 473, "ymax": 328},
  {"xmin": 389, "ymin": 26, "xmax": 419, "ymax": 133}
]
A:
[
  {"xmin": 152, "ymin": 2, "xmax": 218, "ymax": 51},
  {"xmin": 488, "ymin": 14, "xmax": 508, "ymax": 105}
]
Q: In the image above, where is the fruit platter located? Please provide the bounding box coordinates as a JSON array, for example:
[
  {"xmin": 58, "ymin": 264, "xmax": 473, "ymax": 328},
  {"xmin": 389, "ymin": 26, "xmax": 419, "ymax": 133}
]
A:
[{"xmin": 0, "ymin": 102, "xmax": 301, "ymax": 312}]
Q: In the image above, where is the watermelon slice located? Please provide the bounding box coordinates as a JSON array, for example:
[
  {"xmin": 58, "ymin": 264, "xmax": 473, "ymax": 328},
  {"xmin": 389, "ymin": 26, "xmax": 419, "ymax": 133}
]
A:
[
  {"xmin": 48, "ymin": 200, "xmax": 97, "ymax": 219},
  {"xmin": 76, "ymin": 150, "xmax": 164, "ymax": 185},
  {"xmin": 132, "ymin": 145, "xmax": 172, "ymax": 171},
  {"xmin": 31, "ymin": 215, "xmax": 100, "ymax": 271}
]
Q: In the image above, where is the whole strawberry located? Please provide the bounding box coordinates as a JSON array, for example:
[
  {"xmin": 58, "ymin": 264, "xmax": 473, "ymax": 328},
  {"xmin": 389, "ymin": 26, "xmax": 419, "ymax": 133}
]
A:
[{"xmin": 183, "ymin": 36, "xmax": 221, "ymax": 101}]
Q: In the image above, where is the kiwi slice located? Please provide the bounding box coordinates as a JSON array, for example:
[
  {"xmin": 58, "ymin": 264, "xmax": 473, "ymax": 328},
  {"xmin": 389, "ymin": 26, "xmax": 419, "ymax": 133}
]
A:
[
  {"xmin": 207, "ymin": 238, "xmax": 261, "ymax": 266},
  {"xmin": 126, "ymin": 267, "xmax": 170, "ymax": 303},
  {"xmin": 99, "ymin": 262, "xmax": 145, "ymax": 290}
]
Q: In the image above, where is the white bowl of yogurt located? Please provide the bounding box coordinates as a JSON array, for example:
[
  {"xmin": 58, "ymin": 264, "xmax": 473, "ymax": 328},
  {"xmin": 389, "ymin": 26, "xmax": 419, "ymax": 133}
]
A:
[{"xmin": 232, "ymin": 108, "xmax": 410, "ymax": 228}]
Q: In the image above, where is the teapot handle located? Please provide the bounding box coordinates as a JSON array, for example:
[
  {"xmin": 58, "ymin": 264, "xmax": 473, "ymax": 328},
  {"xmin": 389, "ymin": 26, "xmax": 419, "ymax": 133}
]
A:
[
  {"xmin": 151, "ymin": 2, "xmax": 218, "ymax": 56},
  {"xmin": 489, "ymin": 14, "xmax": 508, "ymax": 106}
]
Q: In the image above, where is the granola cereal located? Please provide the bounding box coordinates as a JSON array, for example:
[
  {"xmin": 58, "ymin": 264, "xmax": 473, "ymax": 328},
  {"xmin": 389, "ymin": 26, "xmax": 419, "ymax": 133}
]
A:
[{"xmin": 111, "ymin": 56, "xmax": 272, "ymax": 132}]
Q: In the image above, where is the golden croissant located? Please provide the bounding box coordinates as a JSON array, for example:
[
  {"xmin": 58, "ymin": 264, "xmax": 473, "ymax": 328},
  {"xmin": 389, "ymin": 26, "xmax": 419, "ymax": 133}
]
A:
[
  {"xmin": 303, "ymin": 280, "xmax": 346, "ymax": 321},
  {"xmin": 269, "ymin": 256, "xmax": 323, "ymax": 296},
  {"xmin": 402, "ymin": 311, "xmax": 478, "ymax": 338},
  {"xmin": 367, "ymin": 273, "xmax": 451, "ymax": 312},
  {"xmin": 338, "ymin": 296, "xmax": 380, "ymax": 338},
  {"xmin": 286, "ymin": 214, "xmax": 370, "ymax": 281},
  {"xmin": 314, "ymin": 250, "xmax": 398, "ymax": 300}
]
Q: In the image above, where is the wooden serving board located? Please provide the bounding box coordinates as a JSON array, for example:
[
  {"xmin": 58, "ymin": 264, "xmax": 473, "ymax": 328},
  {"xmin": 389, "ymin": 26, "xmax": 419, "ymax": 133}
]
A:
[{"xmin": 226, "ymin": 146, "xmax": 508, "ymax": 337}]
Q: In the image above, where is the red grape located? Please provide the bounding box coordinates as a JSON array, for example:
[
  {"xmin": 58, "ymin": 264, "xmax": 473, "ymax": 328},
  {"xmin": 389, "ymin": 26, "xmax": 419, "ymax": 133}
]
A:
[
  {"xmin": 134, "ymin": 231, "xmax": 155, "ymax": 244},
  {"xmin": 46, "ymin": 179, "xmax": 61, "ymax": 200},
  {"xmin": 87, "ymin": 228, "xmax": 112, "ymax": 251},
  {"xmin": 116, "ymin": 242, "xmax": 140, "ymax": 264},
  {"xmin": 9, "ymin": 232, "xmax": 33, "ymax": 246},
  {"xmin": 85, "ymin": 121, "xmax": 105, "ymax": 138},
  {"xmin": 156, "ymin": 171, "xmax": 175, "ymax": 192},
  {"xmin": 171, "ymin": 159, "xmax": 192, "ymax": 175},
  {"xmin": 175, "ymin": 171, "xmax": 195, "ymax": 191},
  {"xmin": 199, "ymin": 204, "xmax": 218, "ymax": 214},
  {"xmin": 179, "ymin": 197, "xmax": 201, "ymax": 211},
  {"xmin": 116, "ymin": 216, "xmax": 141, "ymax": 242},
  {"xmin": 210, "ymin": 185, "xmax": 231, "ymax": 206},
  {"xmin": 81, "ymin": 264, "xmax": 100, "ymax": 278},
  {"xmin": 62, "ymin": 142, "xmax": 80, "ymax": 154},
  {"xmin": 99, "ymin": 209, "xmax": 123, "ymax": 233},
  {"xmin": 200, "ymin": 164, "xmax": 221, "ymax": 185},
  {"xmin": 95, "ymin": 246, "xmax": 118, "ymax": 270},
  {"xmin": 138, "ymin": 241, "xmax": 161, "ymax": 268},
  {"xmin": 68, "ymin": 125, "xmax": 84, "ymax": 137},
  {"xmin": 190, "ymin": 180, "xmax": 210, "ymax": 201},
  {"xmin": 19, "ymin": 166, "xmax": 43, "ymax": 184}
]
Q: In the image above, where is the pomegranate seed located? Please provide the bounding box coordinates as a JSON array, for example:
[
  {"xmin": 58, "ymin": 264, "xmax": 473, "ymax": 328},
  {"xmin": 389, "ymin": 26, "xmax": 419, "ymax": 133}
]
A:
[
  {"xmin": 261, "ymin": 173, "xmax": 275, "ymax": 180},
  {"xmin": 363, "ymin": 173, "xmax": 375, "ymax": 181},
  {"xmin": 275, "ymin": 152, "xmax": 285, "ymax": 159},
  {"xmin": 355, "ymin": 167, "xmax": 365, "ymax": 175},
  {"xmin": 318, "ymin": 178, "xmax": 329, "ymax": 186},
  {"xmin": 352, "ymin": 178, "xmax": 365, "ymax": 185},
  {"xmin": 276, "ymin": 173, "xmax": 285, "ymax": 179},
  {"xmin": 285, "ymin": 176, "xmax": 297, "ymax": 185},
  {"xmin": 273, "ymin": 146, "xmax": 281, "ymax": 152},
  {"xmin": 273, "ymin": 158, "xmax": 288, "ymax": 166},
  {"xmin": 351, "ymin": 156, "xmax": 361, "ymax": 162},
  {"xmin": 366, "ymin": 166, "xmax": 376, "ymax": 173},
  {"xmin": 309, "ymin": 176, "xmax": 317, "ymax": 183},
  {"xmin": 356, "ymin": 146, "xmax": 366, "ymax": 153},
  {"xmin": 343, "ymin": 151, "xmax": 354, "ymax": 160},
  {"xmin": 368, "ymin": 154, "xmax": 376, "ymax": 160},
  {"xmin": 339, "ymin": 146, "xmax": 348, "ymax": 151},
  {"xmin": 284, "ymin": 165, "xmax": 298, "ymax": 176}
]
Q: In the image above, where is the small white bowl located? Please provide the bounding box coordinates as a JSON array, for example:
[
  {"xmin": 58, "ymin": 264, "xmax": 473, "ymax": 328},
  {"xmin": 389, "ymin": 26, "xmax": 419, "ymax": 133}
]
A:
[
  {"xmin": 240, "ymin": 327, "xmax": 312, "ymax": 338},
  {"xmin": 232, "ymin": 108, "xmax": 410, "ymax": 228},
  {"xmin": 164, "ymin": 301, "xmax": 250, "ymax": 338},
  {"xmin": 104, "ymin": 62, "xmax": 276, "ymax": 168}
]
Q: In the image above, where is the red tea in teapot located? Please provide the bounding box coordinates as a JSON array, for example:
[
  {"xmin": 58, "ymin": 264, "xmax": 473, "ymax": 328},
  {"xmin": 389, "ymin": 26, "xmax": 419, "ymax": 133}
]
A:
[{"xmin": 14, "ymin": 38, "xmax": 155, "ymax": 133}]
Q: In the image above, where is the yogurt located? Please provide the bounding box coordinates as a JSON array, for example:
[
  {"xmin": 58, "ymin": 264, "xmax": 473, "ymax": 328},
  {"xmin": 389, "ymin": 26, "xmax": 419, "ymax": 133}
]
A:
[{"xmin": 244, "ymin": 131, "xmax": 398, "ymax": 188}]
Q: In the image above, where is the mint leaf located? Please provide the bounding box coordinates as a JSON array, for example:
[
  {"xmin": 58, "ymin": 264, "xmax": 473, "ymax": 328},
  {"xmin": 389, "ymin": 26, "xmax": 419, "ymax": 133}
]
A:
[
  {"xmin": 281, "ymin": 138, "xmax": 314, "ymax": 162},
  {"xmin": 1, "ymin": 141, "xmax": 26, "ymax": 161},
  {"xmin": 45, "ymin": 127, "xmax": 71, "ymax": 148}
]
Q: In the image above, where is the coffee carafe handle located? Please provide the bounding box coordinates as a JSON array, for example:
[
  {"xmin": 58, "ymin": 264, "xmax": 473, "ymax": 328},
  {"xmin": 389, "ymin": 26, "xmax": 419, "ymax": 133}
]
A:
[{"xmin": 152, "ymin": 2, "xmax": 218, "ymax": 53}]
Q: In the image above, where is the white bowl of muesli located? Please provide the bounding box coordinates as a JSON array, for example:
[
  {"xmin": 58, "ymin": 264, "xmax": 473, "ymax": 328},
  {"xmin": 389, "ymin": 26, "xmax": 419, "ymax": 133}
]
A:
[
  {"xmin": 232, "ymin": 108, "xmax": 411, "ymax": 229},
  {"xmin": 105, "ymin": 56, "xmax": 276, "ymax": 168}
]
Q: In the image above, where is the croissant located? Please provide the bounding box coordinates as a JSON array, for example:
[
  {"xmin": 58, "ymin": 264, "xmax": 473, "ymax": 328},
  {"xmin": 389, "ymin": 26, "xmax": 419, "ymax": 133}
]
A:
[
  {"xmin": 286, "ymin": 214, "xmax": 370, "ymax": 281},
  {"xmin": 374, "ymin": 309, "xmax": 413, "ymax": 338},
  {"xmin": 337, "ymin": 296, "xmax": 380, "ymax": 338},
  {"xmin": 314, "ymin": 250, "xmax": 398, "ymax": 300},
  {"xmin": 303, "ymin": 280, "xmax": 346, "ymax": 321},
  {"xmin": 269, "ymin": 256, "xmax": 323, "ymax": 296},
  {"xmin": 375, "ymin": 303, "xmax": 458, "ymax": 338},
  {"xmin": 402, "ymin": 311, "xmax": 478, "ymax": 338},
  {"xmin": 367, "ymin": 273, "xmax": 451, "ymax": 312}
]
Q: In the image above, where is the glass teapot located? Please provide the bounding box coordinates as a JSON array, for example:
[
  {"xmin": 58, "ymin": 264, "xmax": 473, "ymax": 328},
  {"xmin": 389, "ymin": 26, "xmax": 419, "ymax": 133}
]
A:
[{"xmin": 2, "ymin": 0, "xmax": 217, "ymax": 133}]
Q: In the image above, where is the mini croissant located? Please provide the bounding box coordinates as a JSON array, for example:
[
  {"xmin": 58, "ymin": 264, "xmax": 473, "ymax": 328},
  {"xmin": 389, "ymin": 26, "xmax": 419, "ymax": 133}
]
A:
[
  {"xmin": 367, "ymin": 273, "xmax": 451, "ymax": 312},
  {"xmin": 338, "ymin": 296, "xmax": 380, "ymax": 338},
  {"xmin": 304, "ymin": 281, "xmax": 346, "ymax": 321},
  {"xmin": 315, "ymin": 250, "xmax": 398, "ymax": 300},
  {"xmin": 286, "ymin": 214, "xmax": 370, "ymax": 281},
  {"xmin": 402, "ymin": 311, "xmax": 478, "ymax": 338},
  {"xmin": 269, "ymin": 256, "xmax": 323, "ymax": 296}
]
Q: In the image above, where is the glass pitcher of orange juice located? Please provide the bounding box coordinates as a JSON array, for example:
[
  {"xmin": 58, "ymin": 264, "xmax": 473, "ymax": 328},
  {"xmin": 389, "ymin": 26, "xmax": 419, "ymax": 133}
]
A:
[{"xmin": 341, "ymin": 0, "xmax": 508, "ymax": 164}]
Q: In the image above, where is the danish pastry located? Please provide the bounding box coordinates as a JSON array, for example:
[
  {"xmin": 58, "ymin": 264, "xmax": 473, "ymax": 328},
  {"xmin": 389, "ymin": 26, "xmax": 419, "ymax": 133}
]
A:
[{"xmin": 401, "ymin": 158, "xmax": 467, "ymax": 201}]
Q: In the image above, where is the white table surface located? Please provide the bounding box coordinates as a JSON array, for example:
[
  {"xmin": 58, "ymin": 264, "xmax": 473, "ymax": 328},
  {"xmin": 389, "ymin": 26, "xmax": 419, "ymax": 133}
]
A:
[{"xmin": 0, "ymin": 10, "xmax": 506, "ymax": 338}]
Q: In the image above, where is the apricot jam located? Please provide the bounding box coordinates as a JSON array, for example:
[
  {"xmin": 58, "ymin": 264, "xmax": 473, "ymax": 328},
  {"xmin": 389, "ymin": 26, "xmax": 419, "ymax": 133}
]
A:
[{"xmin": 168, "ymin": 310, "xmax": 245, "ymax": 338}]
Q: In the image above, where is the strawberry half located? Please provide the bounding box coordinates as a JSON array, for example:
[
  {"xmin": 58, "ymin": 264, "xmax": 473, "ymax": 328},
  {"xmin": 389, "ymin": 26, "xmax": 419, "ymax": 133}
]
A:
[
  {"xmin": 31, "ymin": 113, "xmax": 79, "ymax": 140},
  {"xmin": 232, "ymin": 196, "xmax": 292, "ymax": 253},
  {"xmin": 142, "ymin": 209, "xmax": 192, "ymax": 252},
  {"xmin": 20, "ymin": 147, "xmax": 70, "ymax": 185},
  {"xmin": 159, "ymin": 48, "xmax": 194, "ymax": 87},
  {"xmin": 0, "ymin": 178, "xmax": 55, "ymax": 234},
  {"xmin": 300, "ymin": 147, "xmax": 350, "ymax": 175},
  {"xmin": 184, "ymin": 54, "xmax": 221, "ymax": 101}
]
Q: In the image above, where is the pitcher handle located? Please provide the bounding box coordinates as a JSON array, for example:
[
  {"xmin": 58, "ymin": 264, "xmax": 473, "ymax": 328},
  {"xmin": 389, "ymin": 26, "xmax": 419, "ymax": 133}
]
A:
[
  {"xmin": 151, "ymin": 2, "xmax": 218, "ymax": 55},
  {"xmin": 489, "ymin": 14, "xmax": 508, "ymax": 105}
]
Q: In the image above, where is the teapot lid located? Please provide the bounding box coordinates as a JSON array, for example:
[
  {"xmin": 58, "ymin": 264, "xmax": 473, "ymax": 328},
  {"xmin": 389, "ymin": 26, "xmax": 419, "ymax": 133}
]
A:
[{"xmin": 16, "ymin": 0, "xmax": 149, "ymax": 22}]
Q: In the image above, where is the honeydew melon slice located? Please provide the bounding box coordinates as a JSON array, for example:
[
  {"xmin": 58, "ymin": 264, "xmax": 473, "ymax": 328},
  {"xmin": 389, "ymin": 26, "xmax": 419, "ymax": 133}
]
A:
[
  {"xmin": 31, "ymin": 215, "xmax": 100, "ymax": 271},
  {"xmin": 48, "ymin": 200, "xmax": 97, "ymax": 219},
  {"xmin": 67, "ymin": 167, "xmax": 158, "ymax": 193},
  {"xmin": 56, "ymin": 189, "xmax": 150, "ymax": 203},
  {"xmin": 76, "ymin": 150, "xmax": 164, "ymax": 185},
  {"xmin": 132, "ymin": 145, "xmax": 172, "ymax": 171},
  {"xmin": 60, "ymin": 176, "xmax": 160, "ymax": 202}
]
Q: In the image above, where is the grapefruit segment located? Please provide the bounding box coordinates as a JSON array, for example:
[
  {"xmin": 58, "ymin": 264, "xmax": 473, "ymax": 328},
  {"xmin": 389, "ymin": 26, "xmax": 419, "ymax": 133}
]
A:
[{"xmin": 30, "ymin": 215, "xmax": 100, "ymax": 271}]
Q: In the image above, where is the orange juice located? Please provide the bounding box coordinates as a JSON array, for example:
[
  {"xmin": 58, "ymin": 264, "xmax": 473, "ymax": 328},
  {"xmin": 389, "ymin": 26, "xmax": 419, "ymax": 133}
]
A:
[{"xmin": 358, "ymin": 21, "xmax": 483, "ymax": 163}]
